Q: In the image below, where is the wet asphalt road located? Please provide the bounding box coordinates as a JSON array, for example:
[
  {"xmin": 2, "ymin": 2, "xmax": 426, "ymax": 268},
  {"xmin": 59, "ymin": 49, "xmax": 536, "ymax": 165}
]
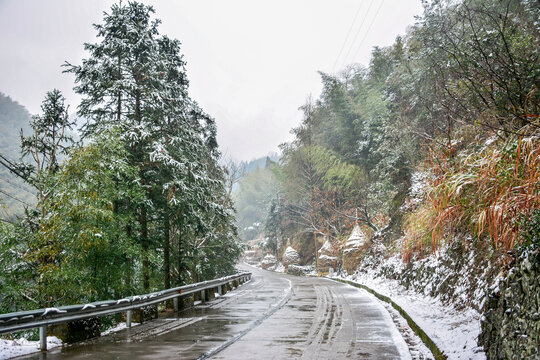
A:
[{"xmin": 23, "ymin": 265, "xmax": 410, "ymax": 359}]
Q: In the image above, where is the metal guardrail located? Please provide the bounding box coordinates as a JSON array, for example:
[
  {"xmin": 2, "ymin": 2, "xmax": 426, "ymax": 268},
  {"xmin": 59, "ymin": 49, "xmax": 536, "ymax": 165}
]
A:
[{"xmin": 0, "ymin": 271, "xmax": 251, "ymax": 350}]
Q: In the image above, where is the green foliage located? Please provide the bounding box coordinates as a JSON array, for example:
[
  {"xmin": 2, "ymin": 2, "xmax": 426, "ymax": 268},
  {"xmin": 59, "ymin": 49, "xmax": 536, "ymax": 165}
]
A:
[
  {"xmin": 8, "ymin": 131, "xmax": 144, "ymax": 307},
  {"xmin": 0, "ymin": 220, "xmax": 35, "ymax": 312},
  {"xmin": 19, "ymin": 90, "xmax": 76, "ymax": 216},
  {"xmin": 310, "ymin": 145, "xmax": 366, "ymax": 195},
  {"xmin": 270, "ymin": 63, "xmax": 404, "ymax": 249},
  {"xmin": 414, "ymin": 0, "xmax": 539, "ymax": 133},
  {"xmin": 518, "ymin": 210, "xmax": 540, "ymax": 254}
]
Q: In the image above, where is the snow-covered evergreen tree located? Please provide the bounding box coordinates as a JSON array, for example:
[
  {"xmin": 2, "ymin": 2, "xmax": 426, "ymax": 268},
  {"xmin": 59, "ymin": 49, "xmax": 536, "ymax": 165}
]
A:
[{"xmin": 65, "ymin": 1, "xmax": 240, "ymax": 291}]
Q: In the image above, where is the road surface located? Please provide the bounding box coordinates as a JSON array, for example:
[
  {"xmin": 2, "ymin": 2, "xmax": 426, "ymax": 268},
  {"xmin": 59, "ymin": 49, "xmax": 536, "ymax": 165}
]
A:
[{"xmin": 23, "ymin": 265, "xmax": 412, "ymax": 359}]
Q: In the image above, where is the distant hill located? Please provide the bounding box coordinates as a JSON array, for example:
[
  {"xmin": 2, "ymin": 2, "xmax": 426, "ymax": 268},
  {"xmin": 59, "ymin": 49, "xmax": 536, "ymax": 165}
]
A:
[
  {"xmin": 0, "ymin": 92, "xmax": 32, "ymax": 158},
  {"xmin": 242, "ymin": 152, "xmax": 279, "ymax": 174},
  {"xmin": 232, "ymin": 152, "xmax": 280, "ymax": 241},
  {"xmin": 0, "ymin": 92, "xmax": 36, "ymax": 218},
  {"xmin": 229, "ymin": 153, "xmax": 279, "ymax": 194}
]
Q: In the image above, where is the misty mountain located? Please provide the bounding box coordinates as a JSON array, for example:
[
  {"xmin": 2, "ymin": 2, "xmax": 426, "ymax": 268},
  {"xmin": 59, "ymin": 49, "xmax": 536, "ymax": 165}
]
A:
[
  {"xmin": 242, "ymin": 152, "xmax": 279, "ymax": 174},
  {"xmin": 0, "ymin": 92, "xmax": 36, "ymax": 218}
]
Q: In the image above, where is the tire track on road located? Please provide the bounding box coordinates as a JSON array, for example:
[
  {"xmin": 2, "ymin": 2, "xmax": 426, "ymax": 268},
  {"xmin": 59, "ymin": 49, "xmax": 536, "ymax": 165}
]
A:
[{"xmin": 197, "ymin": 277, "xmax": 293, "ymax": 360}]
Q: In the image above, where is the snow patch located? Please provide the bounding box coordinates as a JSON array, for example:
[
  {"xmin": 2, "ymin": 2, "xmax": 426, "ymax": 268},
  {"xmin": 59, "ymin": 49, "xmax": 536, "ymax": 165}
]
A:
[
  {"xmin": 101, "ymin": 321, "xmax": 140, "ymax": 336},
  {"xmin": 0, "ymin": 336, "xmax": 62, "ymax": 360},
  {"xmin": 339, "ymin": 271, "xmax": 486, "ymax": 359},
  {"xmin": 407, "ymin": 171, "xmax": 430, "ymax": 207},
  {"xmin": 345, "ymin": 224, "xmax": 367, "ymax": 250},
  {"xmin": 42, "ymin": 307, "xmax": 66, "ymax": 316},
  {"xmin": 318, "ymin": 239, "xmax": 334, "ymax": 254}
]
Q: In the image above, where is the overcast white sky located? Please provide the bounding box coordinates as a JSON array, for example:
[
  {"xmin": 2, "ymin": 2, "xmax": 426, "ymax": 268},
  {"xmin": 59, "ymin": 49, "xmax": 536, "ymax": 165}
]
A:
[{"xmin": 0, "ymin": 0, "xmax": 423, "ymax": 161}]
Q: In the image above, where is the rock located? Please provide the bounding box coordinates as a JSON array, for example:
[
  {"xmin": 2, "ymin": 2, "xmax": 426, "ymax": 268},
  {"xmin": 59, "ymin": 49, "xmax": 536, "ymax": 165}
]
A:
[
  {"xmin": 282, "ymin": 246, "xmax": 300, "ymax": 267},
  {"xmin": 243, "ymin": 249, "xmax": 262, "ymax": 265},
  {"xmin": 342, "ymin": 225, "xmax": 368, "ymax": 274},
  {"xmin": 317, "ymin": 239, "xmax": 338, "ymax": 274},
  {"xmin": 286, "ymin": 264, "xmax": 314, "ymax": 276},
  {"xmin": 261, "ymin": 253, "xmax": 278, "ymax": 270}
]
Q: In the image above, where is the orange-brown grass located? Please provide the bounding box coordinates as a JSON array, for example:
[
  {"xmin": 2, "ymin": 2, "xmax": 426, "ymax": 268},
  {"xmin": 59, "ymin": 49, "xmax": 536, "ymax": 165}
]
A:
[{"xmin": 403, "ymin": 134, "xmax": 540, "ymax": 263}]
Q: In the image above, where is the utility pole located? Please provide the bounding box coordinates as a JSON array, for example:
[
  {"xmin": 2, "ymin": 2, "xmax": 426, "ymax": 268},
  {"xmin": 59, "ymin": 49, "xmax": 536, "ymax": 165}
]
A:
[
  {"xmin": 314, "ymin": 230, "xmax": 318, "ymax": 274},
  {"xmin": 304, "ymin": 100, "xmax": 319, "ymax": 275}
]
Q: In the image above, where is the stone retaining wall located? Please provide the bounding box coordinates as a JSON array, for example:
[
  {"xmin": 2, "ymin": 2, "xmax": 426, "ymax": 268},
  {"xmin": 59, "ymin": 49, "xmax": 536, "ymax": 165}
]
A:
[{"xmin": 479, "ymin": 249, "xmax": 540, "ymax": 360}]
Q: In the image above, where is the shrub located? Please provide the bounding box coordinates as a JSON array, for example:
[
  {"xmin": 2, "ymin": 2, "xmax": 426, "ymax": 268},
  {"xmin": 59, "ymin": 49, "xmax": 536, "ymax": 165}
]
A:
[{"xmin": 404, "ymin": 135, "xmax": 540, "ymax": 262}]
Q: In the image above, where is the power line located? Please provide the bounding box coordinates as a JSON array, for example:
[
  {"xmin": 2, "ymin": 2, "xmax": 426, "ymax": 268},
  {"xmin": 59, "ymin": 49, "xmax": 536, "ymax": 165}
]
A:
[
  {"xmin": 332, "ymin": 1, "xmax": 365, "ymax": 73},
  {"xmin": 340, "ymin": 0, "xmax": 376, "ymax": 69},
  {"xmin": 0, "ymin": 188, "xmax": 31, "ymax": 207},
  {"xmin": 0, "ymin": 153, "xmax": 27, "ymax": 181},
  {"xmin": 0, "ymin": 176, "xmax": 35, "ymax": 196},
  {"xmin": 351, "ymin": 0, "xmax": 386, "ymax": 63}
]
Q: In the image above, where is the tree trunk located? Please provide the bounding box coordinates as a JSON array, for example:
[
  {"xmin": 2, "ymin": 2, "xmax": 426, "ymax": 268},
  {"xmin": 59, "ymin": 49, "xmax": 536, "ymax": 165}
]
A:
[
  {"xmin": 177, "ymin": 228, "xmax": 183, "ymax": 286},
  {"xmin": 164, "ymin": 211, "xmax": 171, "ymax": 289},
  {"xmin": 116, "ymin": 54, "xmax": 122, "ymax": 123},
  {"xmin": 125, "ymin": 223, "xmax": 133, "ymax": 293},
  {"xmin": 141, "ymin": 207, "xmax": 150, "ymax": 291}
]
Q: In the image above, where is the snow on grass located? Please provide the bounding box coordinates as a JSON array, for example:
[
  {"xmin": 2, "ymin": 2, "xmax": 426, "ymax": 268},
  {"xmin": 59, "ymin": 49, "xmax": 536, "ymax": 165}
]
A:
[
  {"xmin": 335, "ymin": 270, "xmax": 486, "ymax": 359},
  {"xmin": 0, "ymin": 336, "xmax": 62, "ymax": 360}
]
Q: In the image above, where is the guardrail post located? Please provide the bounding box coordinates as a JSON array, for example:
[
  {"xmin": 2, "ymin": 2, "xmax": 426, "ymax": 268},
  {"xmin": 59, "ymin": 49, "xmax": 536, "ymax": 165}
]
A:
[
  {"xmin": 200, "ymin": 290, "xmax": 205, "ymax": 303},
  {"xmin": 39, "ymin": 326, "xmax": 47, "ymax": 351},
  {"xmin": 173, "ymin": 297, "xmax": 179, "ymax": 312},
  {"xmin": 126, "ymin": 310, "xmax": 132, "ymax": 328},
  {"xmin": 217, "ymin": 285, "xmax": 223, "ymax": 296}
]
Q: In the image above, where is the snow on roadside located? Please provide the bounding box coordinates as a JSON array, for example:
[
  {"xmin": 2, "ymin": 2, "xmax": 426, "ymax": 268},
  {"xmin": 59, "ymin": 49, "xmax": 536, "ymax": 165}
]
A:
[
  {"xmin": 0, "ymin": 320, "xmax": 145, "ymax": 360},
  {"xmin": 378, "ymin": 299, "xmax": 434, "ymax": 360},
  {"xmin": 0, "ymin": 336, "xmax": 62, "ymax": 360},
  {"xmin": 334, "ymin": 271, "xmax": 486, "ymax": 359},
  {"xmin": 100, "ymin": 321, "xmax": 140, "ymax": 336},
  {"xmin": 342, "ymin": 283, "xmax": 412, "ymax": 360}
]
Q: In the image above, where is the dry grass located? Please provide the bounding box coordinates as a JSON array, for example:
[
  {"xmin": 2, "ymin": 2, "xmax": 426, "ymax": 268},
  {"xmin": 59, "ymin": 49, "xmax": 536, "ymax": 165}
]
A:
[{"xmin": 403, "ymin": 133, "xmax": 540, "ymax": 262}]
